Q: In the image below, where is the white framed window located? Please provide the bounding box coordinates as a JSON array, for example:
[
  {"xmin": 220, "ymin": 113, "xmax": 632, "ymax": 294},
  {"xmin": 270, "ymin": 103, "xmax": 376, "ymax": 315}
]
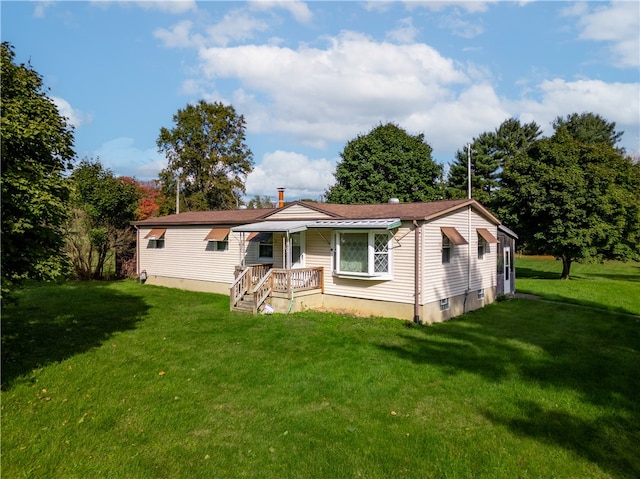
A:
[
  {"xmin": 477, "ymin": 289, "xmax": 485, "ymax": 300},
  {"xmin": 442, "ymin": 234, "xmax": 451, "ymax": 263},
  {"xmin": 441, "ymin": 227, "xmax": 467, "ymax": 264},
  {"xmin": 334, "ymin": 230, "xmax": 392, "ymax": 279},
  {"xmin": 440, "ymin": 297, "xmax": 450, "ymax": 311},
  {"xmin": 478, "ymin": 236, "xmax": 486, "ymax": 260}
]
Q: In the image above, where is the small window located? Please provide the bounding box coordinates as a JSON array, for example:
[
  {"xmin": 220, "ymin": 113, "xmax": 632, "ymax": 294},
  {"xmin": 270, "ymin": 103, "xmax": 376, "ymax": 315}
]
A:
[
  {"xmin": 148, "ymin": 239, "xmax": 165, "ymax": 249},
  {"xmin": 206, "ymin": 240, "xmax": 228, "ymax": 252},
  {"xmin": 440, "ymin": 297, "xmax": 450, "ymax": 311},
  {"xmin": 259, "ymin": 233, "xmax": 273, "ymax": 258},
  {"xmin": 442, "ymin": 234, "xmax": 451, "ymax": 263},
  {"xmin": 477, "ymin": 289, "xmax": 485, "ymax": 300},
  {"xmin": 478, "ymin": 237, "xmax": 486, "ymax": 260}
]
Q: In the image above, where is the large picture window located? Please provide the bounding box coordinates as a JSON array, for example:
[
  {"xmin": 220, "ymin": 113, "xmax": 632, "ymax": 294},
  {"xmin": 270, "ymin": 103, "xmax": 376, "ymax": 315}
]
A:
[{"xmin": 334, "ymin": 231, "xmax": 391, "ymax": 279}]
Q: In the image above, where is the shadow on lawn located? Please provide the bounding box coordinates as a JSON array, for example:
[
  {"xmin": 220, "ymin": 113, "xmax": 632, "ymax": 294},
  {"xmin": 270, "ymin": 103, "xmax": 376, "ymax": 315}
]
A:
[
  {"xmin": 378, "ymin": 300, "xmax": 640, "ymax": 478},
  {"xmin": 1, "ymin": 281, "xmax": 148, "ymax": 390}
]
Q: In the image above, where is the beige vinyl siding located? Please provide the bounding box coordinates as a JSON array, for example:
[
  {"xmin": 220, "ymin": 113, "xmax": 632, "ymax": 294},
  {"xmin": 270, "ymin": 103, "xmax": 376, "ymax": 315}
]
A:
[
  {"xmin": 138, "ymin": 226, "xmax": 239, "ymax": 284},
  {"xmin": 238, "ymin": 232, "xmax": 283, "ymax": 267},
  {"xmin": 269, "ymin": 204, "xmax": 333, "ymax": 220},
  {"xmin": 470, "ymin": 215, "xmax": 498, "ymax": 292},
  {"xmin": 422, "ymin": 207, "xmax": 497, "ymax": 304},
  {"xmin": 317, "ymin": 223, "xmax": 416, "ymax": 304}
]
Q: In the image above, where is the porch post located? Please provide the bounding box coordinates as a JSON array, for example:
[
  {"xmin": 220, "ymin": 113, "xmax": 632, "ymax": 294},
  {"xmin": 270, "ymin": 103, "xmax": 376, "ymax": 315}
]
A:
[{"xmin": 285, "ymin": 232, "xmax": 291, "ymax": 269}]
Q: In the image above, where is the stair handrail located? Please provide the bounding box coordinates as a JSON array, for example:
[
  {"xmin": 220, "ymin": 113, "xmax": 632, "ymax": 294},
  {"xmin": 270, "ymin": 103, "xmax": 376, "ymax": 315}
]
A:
[
  {"xmin": 230, "ymin": 266, "xmax": 251, "ymax": 309},
  {"xmin": 252, "ymin": 269, "xmax": 273, "ymax": 314}
]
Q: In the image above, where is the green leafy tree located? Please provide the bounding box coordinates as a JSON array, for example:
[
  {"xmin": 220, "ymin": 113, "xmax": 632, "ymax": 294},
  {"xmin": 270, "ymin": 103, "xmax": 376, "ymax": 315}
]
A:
[
  {"xmin": 326, "ymin": 123, "xmax": 443, "ymax": 204},
  {"xmin": 497, "ymin": 113, "xmax": 639, "ymax": 279},
  {"xmin": 1, "ymin": 42, "xmax": 74, "ymax": 299},
  {"xmin": 65, "ymin": 160, "xmax": 141, "ymax": 279},
  {"xmin": 447, "ymin": 118, "xmax": 542, "ymax": 205},
  {"xmin": 157, "ymin": 100, "xmax": 253, "ymax": 212}
]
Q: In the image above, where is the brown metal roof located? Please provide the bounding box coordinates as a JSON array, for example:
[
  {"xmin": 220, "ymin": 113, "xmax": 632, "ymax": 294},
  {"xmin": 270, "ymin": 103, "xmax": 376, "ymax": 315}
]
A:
[
  {"xmin": 203, "ymin": 228, "xmax": 230, "ymax": 241},
  {"xmin": 143, "ymin": 228, "xmax": 166, "ymax": 239},
  {"xmin": 441, "ymin": 227, "xmax": 468, "ymax": 245},
  {"xmin": 477, "ymin": 227, "xmax": 499, "ymax": 243},
  {"xmin": 133, "ymin": 199, "xmax": 500, "ymax": 227},
  {"xmin": 294, "ymin": 199, "xmax": 499, "ymax": 223},
  {"xmin": 133, "ymin": 208, "xmax": 267, "ymax": 226}
]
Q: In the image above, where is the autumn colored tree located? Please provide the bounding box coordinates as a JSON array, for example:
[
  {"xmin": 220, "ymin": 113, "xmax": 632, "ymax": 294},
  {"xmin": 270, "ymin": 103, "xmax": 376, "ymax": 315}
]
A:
[{"xmin": 134, "ymin": 179, "xmax": 163, "ymax": 220}]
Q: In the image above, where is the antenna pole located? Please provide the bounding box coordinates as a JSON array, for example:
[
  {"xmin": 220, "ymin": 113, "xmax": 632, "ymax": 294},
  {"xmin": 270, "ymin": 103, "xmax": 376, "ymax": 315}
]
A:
[
  {"xmin": 176, "ymin": 175, "xmax": 180, "ymax": 214},
  {"xmin": 467, "ymin": 143, "xmax": 472, "ymax": 200}
]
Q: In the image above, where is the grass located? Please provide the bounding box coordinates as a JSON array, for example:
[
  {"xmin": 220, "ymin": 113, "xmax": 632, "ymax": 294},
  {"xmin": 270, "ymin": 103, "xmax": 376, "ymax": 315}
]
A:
[
  {"xmin": 516, "ymin": 256, "xmax": 640, "ymax": 316},
  {"xmin": 2, "ymin": 263, "xmax": 639, "ymax": 478}
]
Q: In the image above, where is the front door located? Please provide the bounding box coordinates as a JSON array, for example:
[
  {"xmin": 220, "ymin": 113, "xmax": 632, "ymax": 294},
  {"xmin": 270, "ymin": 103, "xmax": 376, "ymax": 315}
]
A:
[
  {"xmin": 291, "ymin": 232, "xmax": 305, "ymax": 269},
  {"xmin": 503, "ymin": 247, "xmax": 511, "ymax": 294}
]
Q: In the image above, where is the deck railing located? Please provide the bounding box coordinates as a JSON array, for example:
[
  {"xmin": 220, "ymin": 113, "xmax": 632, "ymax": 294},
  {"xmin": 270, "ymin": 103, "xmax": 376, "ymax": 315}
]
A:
[
  {"xmin": 230, "ymin": 267, "xmax": 251, "ymax": 309},
  {"xmin": 272, "ymin": 267, "xmax": 324, "ymax": 293},
  {"xmin": 231, "ymin": 266, "xmax": 324, "ymax": 313},
  {"xmin": 252, "ymin": 270, "xmax": 273, "ymax": 314}
]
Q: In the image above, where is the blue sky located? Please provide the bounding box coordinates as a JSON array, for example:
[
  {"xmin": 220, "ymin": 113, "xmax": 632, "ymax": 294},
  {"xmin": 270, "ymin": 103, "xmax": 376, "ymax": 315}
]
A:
[{"xmin": 3, "ymin": 1, "xmax": 639, "ymax": 202}]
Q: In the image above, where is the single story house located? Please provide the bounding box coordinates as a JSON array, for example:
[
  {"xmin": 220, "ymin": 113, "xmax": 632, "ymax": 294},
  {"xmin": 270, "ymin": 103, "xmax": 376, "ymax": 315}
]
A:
[{"xmin": 133, "ymin": 198, "xmax": 515, "ymax": 324}]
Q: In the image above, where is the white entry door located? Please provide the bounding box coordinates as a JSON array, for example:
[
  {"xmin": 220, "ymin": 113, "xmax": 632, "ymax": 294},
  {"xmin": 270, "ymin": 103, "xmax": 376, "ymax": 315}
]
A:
[
  {"xmin": 503, "ymin": 247, "xmax": 511, "ymax": 294},
  {"xmin": 291, "ymin": 232, "xmax": 305, "ymax": 269}
]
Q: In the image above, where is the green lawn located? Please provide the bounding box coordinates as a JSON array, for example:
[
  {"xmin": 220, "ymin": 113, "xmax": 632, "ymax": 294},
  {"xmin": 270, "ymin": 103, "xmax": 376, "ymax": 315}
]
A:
[
  {"xmin": 516, "ymin": 256, "xmax": 640, "ymax": 315},
  {"xmin": 2, "ymin": 264, "xmax": 639, "ymax": 478}
]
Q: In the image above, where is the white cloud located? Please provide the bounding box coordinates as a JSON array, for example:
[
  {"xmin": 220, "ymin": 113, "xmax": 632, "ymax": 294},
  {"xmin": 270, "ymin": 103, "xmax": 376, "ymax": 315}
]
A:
[
  {"xmin": 196, "ymin": 31, "xmax": 469, "ymax": 147},
  {"xmin": 154, "ymin": 20, "xmax": 194, "ymax": 48},
  {"xmin": 90, "ymin": 0, "xmax": 196, "ymax": 14},
  {"xmin": 165, "ymin": 15, "xmax": 638, "ymax": 170},
  {"xmin": 514, "ymin": 78, "xmax": 640, "ymax": 140},
  {"xmin": 406, "ymin": 1, "xmax": 493, "ymax": 14},
  {"xmin": 51, "ymin": 96, "xmax": 92, "ymax": 128},
  {"xmin": 363, "ymin": 1, "xmax": 395, "ymax": 14},
  {"xmin": 205, "ymin": 9, "xmax": 270, "ymax": 47},
  {"xmin": 135, "ymin": 1, "xmax": 197, "ymax": 14},
  {"xmin": 33, "ymin": 1, "xmax": 54, "ymax": 18},
  {"xmin": 250, "ymin": 0, "xmax": 313, "ymax": 24},
  {"xmin": 438, "ymin": 10, "xmax": 484, "ymax": 38},
  {"xmin": 565, "ymin": 2, "xmax": 640, "ymax": 68},
  {"xmin": 245, "ymin": 150, "xmax": 335, "ymax": 199},
  {"xmin": 94, "ymin": 137, "xmax": 166, "ymax": 180},
  {"xmin": 386, "ymin": 17, "xmax": 419, "ymax": 44}
]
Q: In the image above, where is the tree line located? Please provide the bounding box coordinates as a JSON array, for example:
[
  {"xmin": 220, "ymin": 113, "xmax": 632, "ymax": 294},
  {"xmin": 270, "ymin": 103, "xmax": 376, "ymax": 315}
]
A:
[
  {"xmin": 326, "ymin": 118, "xmax": 639, "ymax": 279},
  {"xmin": 2, "ymin": 41, "xmax": 639, "ymax": 300}
]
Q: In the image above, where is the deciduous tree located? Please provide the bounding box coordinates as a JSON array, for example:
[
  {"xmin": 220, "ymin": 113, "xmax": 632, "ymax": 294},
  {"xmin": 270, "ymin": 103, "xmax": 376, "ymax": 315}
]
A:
[
  {"xmin": 66, "ymin": 160, "xmax": 141, "ymax": 279},
  {"xmin": 326, "ymin": 123, "xmax": 443, "ymax": 204},
  {"xmin": 157, "ymin": 101, "xmax": 253, "ymax": 211},
  {"xmin": 498, "ymin": 113, "xmax": 639, "ymax": 279},
  {"xmin": 1, "ymin": 42, "xmax": 74, "ymax": 299}
]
